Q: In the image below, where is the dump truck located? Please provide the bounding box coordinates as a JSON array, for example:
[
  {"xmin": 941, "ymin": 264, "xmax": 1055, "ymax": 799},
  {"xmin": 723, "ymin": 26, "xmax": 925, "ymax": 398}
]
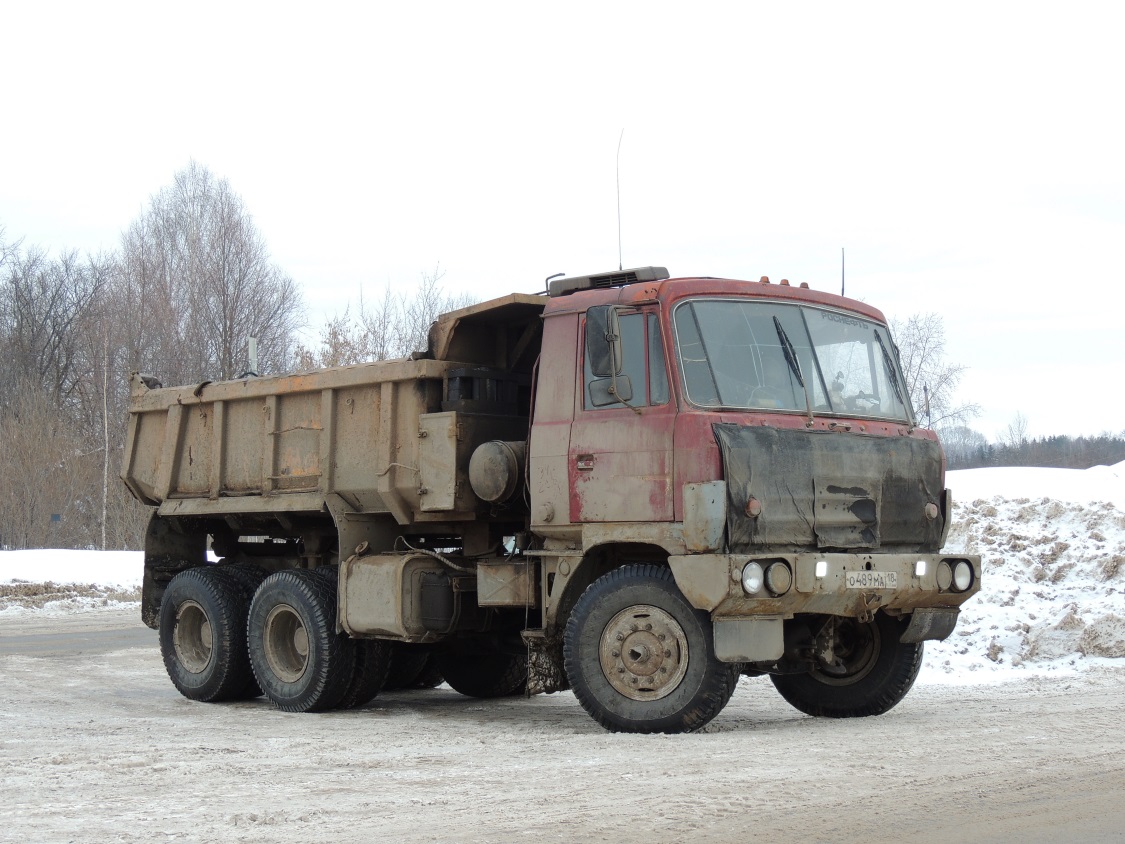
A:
[{"xmin": 122, "ymin": 266, "xmax": 981, "ymax": 733}]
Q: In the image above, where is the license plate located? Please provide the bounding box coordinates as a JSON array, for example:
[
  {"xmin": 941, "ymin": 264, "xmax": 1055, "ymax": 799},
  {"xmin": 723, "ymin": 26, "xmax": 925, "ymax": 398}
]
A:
[{"xmin": 845, "ymin": 570, "xmax": 898, "ymax": 589}]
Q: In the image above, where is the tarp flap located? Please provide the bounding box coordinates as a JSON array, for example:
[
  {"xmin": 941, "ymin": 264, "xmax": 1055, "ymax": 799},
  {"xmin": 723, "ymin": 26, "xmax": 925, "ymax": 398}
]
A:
[{"xmin": 713, "ymin": 424, "xmax": 944, "ymax": 553}]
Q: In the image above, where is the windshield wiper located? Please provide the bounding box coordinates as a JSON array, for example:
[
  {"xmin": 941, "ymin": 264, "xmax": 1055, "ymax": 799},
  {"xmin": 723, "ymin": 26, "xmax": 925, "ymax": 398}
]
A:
[
  {"xmin": 773, "ymin": 316, "xmax": 815, "ymax": 428},
  {"xmin": 873, "ymin": 331, "xmax": 911, "ymax": 424}
]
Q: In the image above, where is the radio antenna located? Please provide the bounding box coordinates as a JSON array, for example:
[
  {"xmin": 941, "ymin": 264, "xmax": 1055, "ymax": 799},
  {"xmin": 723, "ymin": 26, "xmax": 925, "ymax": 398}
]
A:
[
  {"xmin": 616, "ymin": 128, "xmax": 624, "ymax": 271},
  {"xmin": 841, "ymin": 247, "xmax": 845, "ymax": 296}
]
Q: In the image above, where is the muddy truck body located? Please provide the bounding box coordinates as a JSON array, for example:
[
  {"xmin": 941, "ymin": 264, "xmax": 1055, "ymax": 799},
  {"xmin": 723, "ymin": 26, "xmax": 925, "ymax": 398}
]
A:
[{"xmin": 123, "ymin": 267, "xmax": 981, "ymax": 732}]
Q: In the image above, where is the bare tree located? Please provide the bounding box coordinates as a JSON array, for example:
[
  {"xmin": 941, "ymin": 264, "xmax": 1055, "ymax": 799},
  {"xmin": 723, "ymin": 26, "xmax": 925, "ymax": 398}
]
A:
[
  {"xmin": 293, "ymin": 308, "xmax": 375, "ymax": 370},
  {"xmin": 890, "ymin": 312, "xmax": 980, "ymax": 429},
  {"xmin": 395, "ymin": 266, "xmax": 474, "ymax": 356},
  {"xmin": 939, "ymin": 424, "xmax": 989, "ymax": 468},
  {"xmin": 0, "ymin": 382, "xmax": 99, "ymax": 549},
  {"xmin": 358, "ymin": 284, "xmax": 404, "ymax": 362},
  {"xmin": 1002, "ymin": 412, "xmax": 1030, "ymax": 450},
  {"xmin": 0, "ymin": 246, "xmax": 110, "ymax": 407},
  {"xmin": 0, "ymin": 163, "xmax": 304, "ymax": 551},
  {"xmin": 295, "ymin": 267, "xmax": 477, "ymax": 369},
  {"xmin": 117, "ymin": 161, "xmax": 303, "ymax": 383}
]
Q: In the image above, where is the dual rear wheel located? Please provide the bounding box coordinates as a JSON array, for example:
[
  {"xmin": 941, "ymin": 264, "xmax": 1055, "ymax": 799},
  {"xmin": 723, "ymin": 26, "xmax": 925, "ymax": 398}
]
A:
[
  {"xmin": 159, "ymin": 566, "xmax": 392, "ymax": 712},
  {"xmin": 159, "ymin": 566, "xmax": 518, "ymax": 710},
  {"xmin": 158, "ymin": 565, "xmax": 264, "ymax": 702}
]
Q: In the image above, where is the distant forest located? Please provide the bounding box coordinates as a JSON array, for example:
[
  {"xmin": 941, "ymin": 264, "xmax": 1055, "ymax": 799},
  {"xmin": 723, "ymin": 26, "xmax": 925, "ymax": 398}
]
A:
[{"xmin": 944, "ymin": 432, "xmax": 1125, "ymax": 471}]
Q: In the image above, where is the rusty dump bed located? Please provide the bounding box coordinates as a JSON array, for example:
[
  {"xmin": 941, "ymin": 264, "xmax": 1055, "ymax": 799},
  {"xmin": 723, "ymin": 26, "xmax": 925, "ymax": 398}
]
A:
[{"xmin": 120, "ymin": 293, "xmax": 545, "ymax": 523}]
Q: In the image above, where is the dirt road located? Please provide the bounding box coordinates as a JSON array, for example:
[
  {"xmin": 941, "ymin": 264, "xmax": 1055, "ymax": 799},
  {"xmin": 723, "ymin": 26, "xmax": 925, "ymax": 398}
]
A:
[{"xmin": 2, "ymin": 608, "xmax": 1123, "ymax": 844}]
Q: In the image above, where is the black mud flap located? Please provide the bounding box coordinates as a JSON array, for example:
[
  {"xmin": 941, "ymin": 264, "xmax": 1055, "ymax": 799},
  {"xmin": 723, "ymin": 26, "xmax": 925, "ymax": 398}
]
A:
[
  {"xmin": 900, "ymin": 608, "xmax": 960, "ymax": 643},
  {"xmin": 141, "ymin": 513, "xmax": 207, "ymax": 629}
]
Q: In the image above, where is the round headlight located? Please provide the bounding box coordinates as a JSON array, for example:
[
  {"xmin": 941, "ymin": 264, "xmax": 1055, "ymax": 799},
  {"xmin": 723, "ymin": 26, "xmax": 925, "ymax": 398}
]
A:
[
  {"xmin": 953, "ymin": 560, "xmax": 974, "ymax": 592},
  {"xmin": 742, "ymin": 562, "xmax": 764, "ymax": 595},
  {"xmin": 765, "ymin": 562, "xmax": 792, "ymax": 595},
  {"xmin": 936, "ymin": 561, "xmax": 953, "ymax": 591}
]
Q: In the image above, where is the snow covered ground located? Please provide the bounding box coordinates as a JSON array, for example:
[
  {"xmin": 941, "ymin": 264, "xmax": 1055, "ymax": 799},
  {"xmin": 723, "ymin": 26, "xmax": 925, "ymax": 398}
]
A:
[{"xmin": 3, "ymin": 463, "xmax": 1124, "ymax": 686}]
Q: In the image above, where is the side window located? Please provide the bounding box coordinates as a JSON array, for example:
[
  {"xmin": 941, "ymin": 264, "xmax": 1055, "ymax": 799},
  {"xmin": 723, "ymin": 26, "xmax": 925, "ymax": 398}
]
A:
[{"xmin": 584, "ymin": 311, "xmax": 669, "ymax": 409}]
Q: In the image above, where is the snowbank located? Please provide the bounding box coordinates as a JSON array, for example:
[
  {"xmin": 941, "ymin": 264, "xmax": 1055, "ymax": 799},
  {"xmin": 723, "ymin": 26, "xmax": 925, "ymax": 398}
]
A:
[
  {"xmin": 926, "ymin": 494, "xmax": 1125, "ymax": 682},
  {"xmin": 0, "ymin": 549, "xmax": 142, "ymax": 615}
]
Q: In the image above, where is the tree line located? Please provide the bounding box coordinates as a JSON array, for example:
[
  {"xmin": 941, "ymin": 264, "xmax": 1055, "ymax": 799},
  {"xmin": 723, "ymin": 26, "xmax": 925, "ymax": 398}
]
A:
[
  {"xmin": 0, "ymin": 162, "xmax": 466, "ymax": 551},
  {"xmin": 940, "ymin": 427, "xmax": 1125, "ymax": 470}
]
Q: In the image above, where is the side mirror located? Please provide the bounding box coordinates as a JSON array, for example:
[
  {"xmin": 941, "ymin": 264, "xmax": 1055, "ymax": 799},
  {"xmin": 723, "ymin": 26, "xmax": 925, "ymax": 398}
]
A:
[
  {"xmin": 585, "ymin": 306, "xmax": 622, "ymax": 377},
  {"xmin": 588, "ymin": 374, "xmax": 634, "ymax": 407}
]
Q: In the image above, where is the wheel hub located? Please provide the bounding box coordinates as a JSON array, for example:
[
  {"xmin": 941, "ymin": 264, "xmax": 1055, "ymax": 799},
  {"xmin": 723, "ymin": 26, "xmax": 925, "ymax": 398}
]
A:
[
  {"xmin": 173, "ymin": 600, "xmax": 212, "ymax": 674},
  {"xmin": 599, "ymin": 604, "xmax": 689, "ymax": 701},
  {"xmin": 263, "ymin": 604, "xmax": 309, "ymax": 683},
  {"xmin": 812, "ymin": 617, "xmax": 880, "ymax": 685}
]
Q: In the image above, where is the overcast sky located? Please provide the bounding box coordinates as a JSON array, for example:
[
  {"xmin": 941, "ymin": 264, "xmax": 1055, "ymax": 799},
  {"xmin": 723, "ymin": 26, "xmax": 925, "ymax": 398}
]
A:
[{"xmin": 3, "ymin": 2, "xmax": 1122, "ymax": 440}]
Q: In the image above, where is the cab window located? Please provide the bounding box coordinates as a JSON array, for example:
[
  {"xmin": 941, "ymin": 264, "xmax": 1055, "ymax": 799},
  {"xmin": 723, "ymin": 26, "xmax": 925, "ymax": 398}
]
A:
[{"xmin": 583, "ymin": 311, "xmax": 669, "ymax": 409}]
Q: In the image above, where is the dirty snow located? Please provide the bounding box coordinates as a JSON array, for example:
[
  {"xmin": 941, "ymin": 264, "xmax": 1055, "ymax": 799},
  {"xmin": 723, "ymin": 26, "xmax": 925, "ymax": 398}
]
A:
[
  {"xmin": 927, "ymin": 461, "xmax": 1125, "ymax": 682},
  {"xmin": 3, "ymin": 462, "xmax": 1124, "ymax": 684}
]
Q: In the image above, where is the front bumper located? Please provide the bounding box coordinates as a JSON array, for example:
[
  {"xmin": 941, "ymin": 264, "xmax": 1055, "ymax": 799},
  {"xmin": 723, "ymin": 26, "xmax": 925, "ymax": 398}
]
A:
[
  {"xmin": 668, "ymin": 551, "xmax": 981, "ymax": 663},
  {"xmin": 668, "ymin": 551, "xmax": 982, "ymax": 619}
]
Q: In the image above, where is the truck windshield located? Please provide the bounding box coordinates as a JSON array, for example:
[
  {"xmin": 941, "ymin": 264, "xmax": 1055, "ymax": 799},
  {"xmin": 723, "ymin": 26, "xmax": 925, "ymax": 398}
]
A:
[{"xmin": 673, "ymin": 298, "xmax": 913, "ymax": 423}]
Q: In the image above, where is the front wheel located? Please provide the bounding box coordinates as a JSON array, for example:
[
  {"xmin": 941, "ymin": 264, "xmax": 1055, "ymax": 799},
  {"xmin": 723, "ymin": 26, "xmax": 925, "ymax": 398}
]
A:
[
  {"xmin": 770, "ymin": 613, "xmax": 923, "ymax": 718},
  {"xmin": 563, "ymin": 564, "xmax": 741, "ymax": 734}
]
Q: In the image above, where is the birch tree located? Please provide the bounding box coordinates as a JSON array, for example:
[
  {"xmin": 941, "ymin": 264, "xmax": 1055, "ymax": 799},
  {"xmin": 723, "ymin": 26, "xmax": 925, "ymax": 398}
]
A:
[{"xmin": 890, "ymin": 312, "xmax": 980, "ymax": 429}]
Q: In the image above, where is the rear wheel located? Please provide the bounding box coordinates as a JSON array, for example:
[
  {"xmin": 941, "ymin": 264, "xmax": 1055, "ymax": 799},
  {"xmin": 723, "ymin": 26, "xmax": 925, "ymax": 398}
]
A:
[
  {"xmin": 770, "ymin": 613, "xmax": 923, "ymax": 717},
  {"xmin": 563, "ymin": 564, "xmax": 740, "ymax": 734},
  {"xmin": 382, "ymin": 643, "xmax": 433, "ymax": 691},
  {"xmin": 411, "ymin": 657, "xmax": 445, "ymax": 690},
  {"xmin": 437, "ymin": 645, "xmax": 527, "ymax": 698},
  {"xmin": 158, "ymin": 566, "xmax": 258, "ymax": 702},
  {"xmin": 247, "ymin": 570, "xmax": 356, "ymax": 712},
  {"xmin": 337, "ymin": 639, "xmax": 394, "ymax": 709}
]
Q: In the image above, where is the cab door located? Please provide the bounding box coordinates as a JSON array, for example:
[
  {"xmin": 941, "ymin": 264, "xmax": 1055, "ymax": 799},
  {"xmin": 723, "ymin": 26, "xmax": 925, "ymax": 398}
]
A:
[{"xmin": 568, "ymin": 309, "xmax": 675, "ymax": 523}]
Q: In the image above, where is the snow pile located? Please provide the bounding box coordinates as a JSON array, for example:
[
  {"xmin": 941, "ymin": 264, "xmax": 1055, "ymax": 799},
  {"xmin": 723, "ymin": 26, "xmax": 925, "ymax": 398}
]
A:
[
  {"xmin": 0, "ymin": 549, "xmax": 142, "ymax": 615},
  {"xmin": 2, "ymin": 462, "xmax": 1124, "ymax": 684},
  {"xmin": 919, "ymin": 461, "xmax": 1125, "ymax": 681},
  {"xmin": 927, "ymin": 494, "xmax": 1125, "ymax": 681}
]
